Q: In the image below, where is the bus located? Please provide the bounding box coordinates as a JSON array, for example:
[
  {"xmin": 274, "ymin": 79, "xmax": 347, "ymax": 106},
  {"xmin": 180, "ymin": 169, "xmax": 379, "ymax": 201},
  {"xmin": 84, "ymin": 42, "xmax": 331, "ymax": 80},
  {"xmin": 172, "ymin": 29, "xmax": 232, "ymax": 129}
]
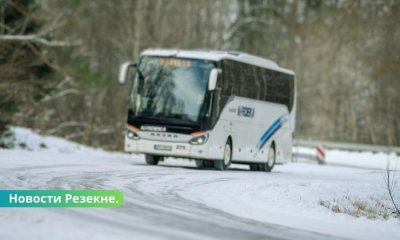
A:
[{"xmin": 118, "ymin": 49, "xmax": 296, "ymax": 171}]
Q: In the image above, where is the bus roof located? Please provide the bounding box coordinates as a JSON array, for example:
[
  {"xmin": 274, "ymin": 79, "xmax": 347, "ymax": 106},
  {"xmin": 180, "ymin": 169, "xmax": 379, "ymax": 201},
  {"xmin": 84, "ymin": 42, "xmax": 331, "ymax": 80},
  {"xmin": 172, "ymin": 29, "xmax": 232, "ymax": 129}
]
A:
[{"xmin": 141, "ymin": 49, "xmax": 295, "ymax": 75}]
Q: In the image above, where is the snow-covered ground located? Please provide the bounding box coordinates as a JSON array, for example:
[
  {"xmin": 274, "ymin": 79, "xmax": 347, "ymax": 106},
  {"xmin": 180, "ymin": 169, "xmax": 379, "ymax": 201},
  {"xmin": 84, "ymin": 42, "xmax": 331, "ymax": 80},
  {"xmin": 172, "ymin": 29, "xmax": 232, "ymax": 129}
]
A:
[
  {"xmin": 0, "ymin": 127, "xmax": 399, "ymax": 240},
  {"xmin": 294, "ymin": 146, "xmax": 400, "ymax": 170}
]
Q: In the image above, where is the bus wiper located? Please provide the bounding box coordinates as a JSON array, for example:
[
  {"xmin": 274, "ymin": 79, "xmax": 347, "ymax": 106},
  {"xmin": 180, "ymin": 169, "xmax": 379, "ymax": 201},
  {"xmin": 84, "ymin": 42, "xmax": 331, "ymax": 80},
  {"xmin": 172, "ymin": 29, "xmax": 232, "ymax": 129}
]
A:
[{"xmin": 135, "ymin": 112, "xmax": 156, "ymax": 118}]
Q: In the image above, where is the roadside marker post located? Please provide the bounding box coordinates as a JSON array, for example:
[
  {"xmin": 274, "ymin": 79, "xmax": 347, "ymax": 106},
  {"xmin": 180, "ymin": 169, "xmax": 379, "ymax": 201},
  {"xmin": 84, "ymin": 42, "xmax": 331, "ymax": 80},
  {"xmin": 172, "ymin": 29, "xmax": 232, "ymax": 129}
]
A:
[{"xmin": 316, "ymin": 145, "xmax": 326, "ymax": 165}]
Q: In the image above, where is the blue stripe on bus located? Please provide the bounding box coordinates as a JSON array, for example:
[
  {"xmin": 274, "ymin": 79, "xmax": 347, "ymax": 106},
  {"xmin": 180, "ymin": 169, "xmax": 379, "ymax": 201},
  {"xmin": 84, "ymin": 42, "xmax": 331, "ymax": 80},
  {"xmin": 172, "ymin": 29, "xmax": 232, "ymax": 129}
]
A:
[{"xmin": 255, "ymin": 114, "xmax": 287, "ymax": 151}]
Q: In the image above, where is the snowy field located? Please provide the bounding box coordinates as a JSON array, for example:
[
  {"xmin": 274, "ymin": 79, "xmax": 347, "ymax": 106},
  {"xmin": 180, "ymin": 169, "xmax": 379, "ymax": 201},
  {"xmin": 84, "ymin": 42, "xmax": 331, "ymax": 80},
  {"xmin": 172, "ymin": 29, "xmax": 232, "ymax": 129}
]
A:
[{"xmin": 0, "ymin": 127, "xmax": 399, "ymax": 240}]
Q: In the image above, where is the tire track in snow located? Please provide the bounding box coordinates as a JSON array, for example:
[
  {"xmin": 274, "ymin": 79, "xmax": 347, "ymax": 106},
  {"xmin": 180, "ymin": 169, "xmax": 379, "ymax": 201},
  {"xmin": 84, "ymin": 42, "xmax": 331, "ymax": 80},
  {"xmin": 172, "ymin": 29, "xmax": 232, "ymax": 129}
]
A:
[{"xmin": 0, "ymin": 157, "xmax": 345, "ymax": 240}]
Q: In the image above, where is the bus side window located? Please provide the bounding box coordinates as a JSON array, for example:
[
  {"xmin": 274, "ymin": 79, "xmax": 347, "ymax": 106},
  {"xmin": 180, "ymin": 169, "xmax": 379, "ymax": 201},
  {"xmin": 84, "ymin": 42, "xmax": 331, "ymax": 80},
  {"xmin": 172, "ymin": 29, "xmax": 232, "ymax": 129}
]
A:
[
  {"xmin": 239, "ymin": 62, "xmax": 251, "ymax": 98},
  {"xmin": 220, "ymin": 60, "xmax": 233, "ymax": 109},
  {"xmin": 264, "ymin": 70, "xmax": 294, "ymax": 112},
  {"xmin": 231, "ymin": 61, "xmax": 241, "ymax": 96}
]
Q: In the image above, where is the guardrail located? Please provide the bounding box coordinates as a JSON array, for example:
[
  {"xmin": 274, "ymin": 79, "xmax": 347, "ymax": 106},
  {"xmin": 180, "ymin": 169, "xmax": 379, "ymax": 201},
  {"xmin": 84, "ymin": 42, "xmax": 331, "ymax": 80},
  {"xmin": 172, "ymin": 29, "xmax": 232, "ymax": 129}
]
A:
[
  {"xmin": 294, "ymin": 139, "xmax": 400, "ymax": 155},
  {"xmin": 292, "ymin": 144, "xmax": 327, "ymax": 164}
]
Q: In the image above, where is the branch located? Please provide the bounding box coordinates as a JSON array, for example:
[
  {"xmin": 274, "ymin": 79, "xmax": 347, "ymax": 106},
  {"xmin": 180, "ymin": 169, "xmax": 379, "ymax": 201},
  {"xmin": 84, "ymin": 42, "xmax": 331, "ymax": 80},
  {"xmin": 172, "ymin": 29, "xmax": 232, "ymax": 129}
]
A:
[
  {"xmin": 25, "ymin": 42, "xmax": 61, "ymax": 71},
  {"xmin": 46, "ymin": 121, "xmax": 87, "ymax": 135},
  {"xmin": 40, "ymin": 89, "xmax": 81, "ymax": 103},
  {"xmin": 36, "ymin": 11, "xmax": 66, "ymax": 37},
  {"xmin": 385, "ymin": 161, "xmax": 400, "ymax": 216},
  {"xmin": 223, "ymin": 17, "xmax": 268, "ymax": 43},
  {"xmin": 0, "ymin": 34, "xmax": 81, "ymax": 47}
]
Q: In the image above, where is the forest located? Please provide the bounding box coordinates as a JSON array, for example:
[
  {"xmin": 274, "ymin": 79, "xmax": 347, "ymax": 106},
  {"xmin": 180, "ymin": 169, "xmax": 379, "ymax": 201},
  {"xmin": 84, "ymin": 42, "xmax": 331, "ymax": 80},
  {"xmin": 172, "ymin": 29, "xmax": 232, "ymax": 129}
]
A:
[{"xmin": 1, "ymin": 0, "xmax": 399, "ymax": 149}]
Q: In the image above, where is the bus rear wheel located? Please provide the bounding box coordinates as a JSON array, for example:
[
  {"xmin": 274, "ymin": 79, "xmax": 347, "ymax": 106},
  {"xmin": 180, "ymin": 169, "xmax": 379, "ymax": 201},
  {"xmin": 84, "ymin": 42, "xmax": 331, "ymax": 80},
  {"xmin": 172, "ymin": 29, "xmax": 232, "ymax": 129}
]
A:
[
  {"xmin": 145, "ymin": 154, "xmax": 160, "ymax": 165},
  {"xmin": 249, "ymin": 145, "xmax": 275, "ymax": 172},
  {"xmin": 261, "ymin": 145, "xmax": 275, "ymax": 172}
]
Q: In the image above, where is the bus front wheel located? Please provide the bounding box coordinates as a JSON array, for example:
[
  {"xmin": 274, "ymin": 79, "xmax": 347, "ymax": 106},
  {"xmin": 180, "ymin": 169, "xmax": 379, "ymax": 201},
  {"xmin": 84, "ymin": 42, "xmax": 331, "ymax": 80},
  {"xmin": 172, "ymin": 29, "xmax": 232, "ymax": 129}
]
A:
[
  {"xmin": 195, "ymin": 160, "xmax": 214, "ymax": 168},
  {"xmin": 145, "ymin": 154, "xmax": 160, "ymax": 165},
  {"xmin": 214, "ymin": 140, "xmax": 232, "ymax": 170}
]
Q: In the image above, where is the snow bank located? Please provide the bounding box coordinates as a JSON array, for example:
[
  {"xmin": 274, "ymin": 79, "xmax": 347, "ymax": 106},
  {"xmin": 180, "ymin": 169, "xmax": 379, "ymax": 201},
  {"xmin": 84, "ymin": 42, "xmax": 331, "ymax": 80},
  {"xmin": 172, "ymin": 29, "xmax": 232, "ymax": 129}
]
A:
[
  {"xmin": 328, "ymin": 150, "xmax": 399, "ymax": 170},
  {"xmin": 294, "ymin": 146, "xmax": 400, "ymax": 171},
  {"xmin": 1, "ymin": 127, "xmax": 399, "ymax": 239},
  {"xmin": 3, "ymin": 126, "xmax": 107, "ymax": 156},
  {"xmin": 179, "ymin": 163, "xmax": 400, "ymax": 240}
]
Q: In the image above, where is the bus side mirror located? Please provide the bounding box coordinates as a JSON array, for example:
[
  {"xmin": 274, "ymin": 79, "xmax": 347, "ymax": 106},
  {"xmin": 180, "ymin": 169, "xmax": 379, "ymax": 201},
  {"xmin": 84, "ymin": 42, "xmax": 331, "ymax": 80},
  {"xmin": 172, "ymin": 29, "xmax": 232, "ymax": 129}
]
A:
[
  {"xmin": 118, "ymin": 61, "xmax": 137, "ymax": 84},
  {"xmin": 208, "ymin": 68, "xmax": 220, "ymax": 91}
]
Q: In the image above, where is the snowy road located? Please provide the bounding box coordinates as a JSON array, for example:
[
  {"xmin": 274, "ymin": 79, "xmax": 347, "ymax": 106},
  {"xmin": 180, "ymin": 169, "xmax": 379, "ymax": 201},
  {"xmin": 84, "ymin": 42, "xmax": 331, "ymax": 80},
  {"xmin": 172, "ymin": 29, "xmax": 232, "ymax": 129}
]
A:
[
  {"xmin": 0, "ymin": 128, "xmax": 399, "ymax": 240},
  {"xmin": 0, "ymin": 150, "xmax": 342, "ymax": 240}
]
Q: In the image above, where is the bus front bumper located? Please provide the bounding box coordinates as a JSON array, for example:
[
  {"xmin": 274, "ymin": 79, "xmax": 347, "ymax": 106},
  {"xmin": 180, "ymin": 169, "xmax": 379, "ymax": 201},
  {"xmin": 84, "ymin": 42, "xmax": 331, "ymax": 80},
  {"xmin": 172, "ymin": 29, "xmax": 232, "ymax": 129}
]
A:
[{"xmin": 124, "ymin": 137, "xmax": 210, "ymax": 159}]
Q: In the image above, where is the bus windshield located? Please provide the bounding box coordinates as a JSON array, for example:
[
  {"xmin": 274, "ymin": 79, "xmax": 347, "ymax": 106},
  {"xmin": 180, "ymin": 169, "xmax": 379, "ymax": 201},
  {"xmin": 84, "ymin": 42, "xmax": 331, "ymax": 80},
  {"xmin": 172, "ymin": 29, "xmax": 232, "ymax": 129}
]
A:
[{"xmin": 129, "ymin": 56, "xmax": 215, "ymax": 123}]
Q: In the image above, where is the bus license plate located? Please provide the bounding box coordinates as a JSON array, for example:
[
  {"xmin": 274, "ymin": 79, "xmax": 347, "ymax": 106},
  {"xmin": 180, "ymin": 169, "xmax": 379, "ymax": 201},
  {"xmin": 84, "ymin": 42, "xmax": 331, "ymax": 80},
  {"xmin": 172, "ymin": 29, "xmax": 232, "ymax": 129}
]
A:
[{"xmin": 154, "ymin": 144, "xmax": 172, "ymax": 151}]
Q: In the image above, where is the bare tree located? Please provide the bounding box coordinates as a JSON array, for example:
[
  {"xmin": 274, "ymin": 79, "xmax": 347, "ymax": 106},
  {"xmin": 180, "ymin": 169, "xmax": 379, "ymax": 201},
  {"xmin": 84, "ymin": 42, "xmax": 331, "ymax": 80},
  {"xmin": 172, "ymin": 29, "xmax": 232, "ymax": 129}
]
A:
[
  {"xmin": 385, "ymin": 158, "xmax": 400, "ymax": 217},
  {"xmin": 2, "ymin": 0, "xmax": 400, "ymax": 150}
]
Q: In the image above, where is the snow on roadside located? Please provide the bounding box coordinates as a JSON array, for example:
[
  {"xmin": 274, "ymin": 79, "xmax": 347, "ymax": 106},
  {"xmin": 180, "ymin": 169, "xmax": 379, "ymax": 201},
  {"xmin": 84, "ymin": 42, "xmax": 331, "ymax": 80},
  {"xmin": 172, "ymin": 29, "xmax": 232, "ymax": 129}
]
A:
[
  {"xmin": 328, "ymin": 150, "xmax": 399, "ymax": 170},
  {"xmin": 294, "ymin": 146, "xmax": 400, "ymax": 171},
  {"xmin": 178, "ymin": 163, "xmax": 400, "ymax": 240},
  {"xmin": 2, "ymin": 126, "xmax": 110, "ymax": 156},
  {"xmin": 1, "ymin": 126, "xmax": 399, "ymax": 239}
]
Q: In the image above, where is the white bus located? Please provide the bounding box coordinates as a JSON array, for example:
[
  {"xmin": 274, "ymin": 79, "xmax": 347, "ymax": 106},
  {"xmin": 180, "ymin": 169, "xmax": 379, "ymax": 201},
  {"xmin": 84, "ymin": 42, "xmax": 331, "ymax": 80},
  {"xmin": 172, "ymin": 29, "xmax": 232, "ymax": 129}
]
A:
[{"xmin": 118, "ymin": 49, "xmax": 296, "ymax": 171}]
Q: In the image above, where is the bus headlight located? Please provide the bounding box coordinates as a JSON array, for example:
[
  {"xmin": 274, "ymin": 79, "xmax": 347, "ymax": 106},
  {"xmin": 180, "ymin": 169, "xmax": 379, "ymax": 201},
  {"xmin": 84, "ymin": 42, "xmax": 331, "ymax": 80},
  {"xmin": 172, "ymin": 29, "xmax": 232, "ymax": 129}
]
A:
[
  {"xmin": 189, "ymin": 134, "xmax": 208, "ymax": 145},
  {"xmin": 127, "ymin": 129, "xmax": 140, "ymax": 140}
]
